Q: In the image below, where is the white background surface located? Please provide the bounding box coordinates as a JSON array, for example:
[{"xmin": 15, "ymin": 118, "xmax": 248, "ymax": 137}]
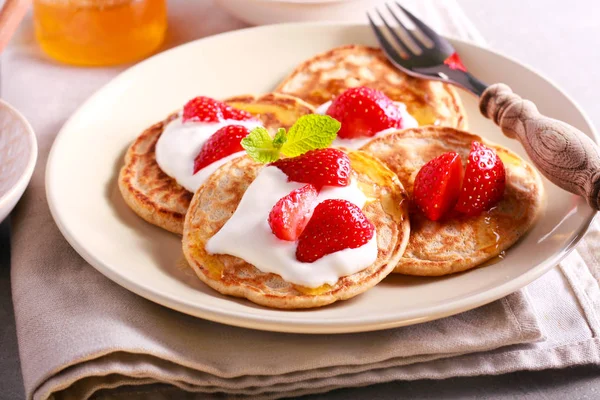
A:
[{"xmin": 1, "ymin": 0, "xmax": 600, "ymax": 398}]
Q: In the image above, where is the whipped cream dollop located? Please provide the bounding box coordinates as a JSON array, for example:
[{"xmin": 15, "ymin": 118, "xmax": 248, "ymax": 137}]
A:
[
  {"xmin": 155, "ymin": 117, "xmax": 262, "ymax": 192},
  {"xmin": 316, "ymin": 100, "xmax": 419, "ymax": 149},
  {"xmin": 206, "ymin": 166, "xmax": 378, "ymax": 288}
]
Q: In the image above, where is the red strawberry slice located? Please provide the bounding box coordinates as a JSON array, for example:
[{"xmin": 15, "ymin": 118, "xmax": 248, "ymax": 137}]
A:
[
  {"xmin": 413, "ymin": 152, "xmax": 464, "ymax": 221},
  {"xmin": 193, "ymin": 125, "xmax": 250, "ymax": 173},
  {"xmin": 221, "ymin": 104, "xmax": 255, "ymax": 121},
  {"xmin": 182, "ymin": 96, "xmax": 255, "ymax": 123},
  {"xmin": 455, "ymin": 142, "xmax": 506, "ymax": 216},
  {"xmin": 183, "ymin": 96, "xmax": 224, "ymax": 123},
  {"xmin": 443, "ymin": 52, "xmax": 467, "ymax": 72},
  {"xmin": 296, "ymin": 199, "xmax": 375, "ymax": 263},
  {"xmin": 271, "ymin": 148, "xmax": 351, "ymax": 190},
  {"xmin": 268, "ymin": 184, "xmax": 318, "ymax": 241},
  {"xmin": 326, "ymin": 86, "xmax": 403, "ymax": 139}
]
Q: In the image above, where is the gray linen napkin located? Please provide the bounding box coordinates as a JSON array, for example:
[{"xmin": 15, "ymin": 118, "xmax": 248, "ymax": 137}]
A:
[{"xmin": 6, "ymin": 1, "xmax": 600, "ymax": 399}]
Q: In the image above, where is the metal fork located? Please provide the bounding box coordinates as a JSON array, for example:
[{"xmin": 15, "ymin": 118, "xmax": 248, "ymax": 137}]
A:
[{"xmin": 368, "ymin": 3, "xmax": 600, "ymax": 211}]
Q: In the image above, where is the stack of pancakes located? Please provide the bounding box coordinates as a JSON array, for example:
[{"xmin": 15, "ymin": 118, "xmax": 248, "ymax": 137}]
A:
[{"xmin": 119, "ymin": 45, "xmax": 544, "ymax": 309}]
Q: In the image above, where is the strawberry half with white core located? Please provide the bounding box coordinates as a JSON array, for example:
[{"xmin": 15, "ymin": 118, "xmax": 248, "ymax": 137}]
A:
[
  {"xmin": 268, "ymin": 184, "xmax": 318, "ymax": 241},
  {"xmin": 455, "ymin": 142, "xmax": 506, "ymax": 216},
  {"xmin": 271, "ymin": 148, "xmax": 351, "ymax": 190},
  {"xmin": 326, "ymin": 86, "xmax": 404, "ymax": 139},
  {"xmin": 296, "ymin": 199, "xmax": 375, "ymax": 263},
  {"xmin": 413, "ymin": 152, "xmax": 464, "ymax": 221},
  {"xmin": 193, "ymin": 125, "xmax": 250, "ymax": 173},
  {"xmin": 183, "ymin": 96, "xmax": 254, "ymax": 123}
]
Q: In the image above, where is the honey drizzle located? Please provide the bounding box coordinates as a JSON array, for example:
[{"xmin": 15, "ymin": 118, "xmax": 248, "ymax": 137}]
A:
[
  {"xmin": 477, "ymin": 207, "xmax": 507, "ymax": 268},
  {"xmin": 227, "ymin": 103, "xmax": 302, "ymax": 127},
  {"xmin": 480, "ymin": 251, "xmax": 507, "ymax": 268}
]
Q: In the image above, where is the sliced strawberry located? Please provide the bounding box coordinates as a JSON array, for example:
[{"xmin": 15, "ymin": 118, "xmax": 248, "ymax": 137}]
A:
[
  {"xmin": 183, "ymin": 96, "xmax": 224, "ymax": 123},
  {"xmin": 268, "ymin": 184, "xmax": 318, "ymax": 241},
  {"xmin": 326, "ymin": 86, "xmax": 403, "ymax": 139},
  {"xmin": 443, "ymin": 52, "xmax": 468, "ymax": 72},
  {"xmin": 296, "ymin": 199, "xmax": 375, "ymax": 263},
  {"xmin": 183, "ymin": 96, "xmax": 257, "ymax": 123},
  {"xmin": 193, "ymin": 125, "xmax": 250, "ymax": 173},
  {"xmin": 413, "ymin": 152, "xmax": 464, "ymax": 221},
  {"xmin": 221, "ymin": 104, "xmax": 255, "ymax": 121},
  {"xmin": 271, "ymin": 148, "xmax": 351, "ymax": 190},
  {"xmin": 455, "ymin": 142, "xmax": 506, "ymax": 216}
]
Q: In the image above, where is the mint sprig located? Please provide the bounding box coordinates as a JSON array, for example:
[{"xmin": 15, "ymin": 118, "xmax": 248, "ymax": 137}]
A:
[
  {"xmin": 273, "ymin": 128, "xmax": 288, "ymax": 148},
  {"xmin": 241, "ymin": 115, "xmax": 340, "ymax": 164},
  {"xmin": 240, "ymin": 127, "xmax": 281, "ymax": 163}
]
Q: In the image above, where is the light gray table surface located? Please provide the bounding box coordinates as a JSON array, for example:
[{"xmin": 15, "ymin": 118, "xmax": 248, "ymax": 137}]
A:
[{"xmin": 1, "ymin": 0, "xmax": 600, "ymax": 398}]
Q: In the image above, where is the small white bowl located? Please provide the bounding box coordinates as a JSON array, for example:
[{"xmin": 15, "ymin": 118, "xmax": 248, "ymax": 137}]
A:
[
  {"xmin": 214, "ymin": 0, "xmax": 376, "ymax": 25},
  {"xmin": 0, "ymin": 100, "xmax": 37, "ymax": 222}
]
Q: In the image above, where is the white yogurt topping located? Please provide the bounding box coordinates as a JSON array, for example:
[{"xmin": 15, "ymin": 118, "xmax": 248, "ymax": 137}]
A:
[
  {"xmin": 155, "ymin": 117, "xmax": 262, "ymax": 192},
  {"xmin": 315, "ymin": 101, "xmax": 333, "ymax": 115},
  {"xmin": 206, "ymin": 166, "xmax": 378, "ymax": 288},
  {"xmin": 317, "ymin": 100, "xmax": 419, "ymax": 149}
]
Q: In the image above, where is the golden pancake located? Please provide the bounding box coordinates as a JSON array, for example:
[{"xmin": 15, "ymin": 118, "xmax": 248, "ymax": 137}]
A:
[
  {"xmin": 275, "ymin": 45, "xmax": 467, "ymax": 128},
  {"xmin": 182, "ymin": 151, "xmax": 410, "ymax": 309},
  {"xmin": 361, "ymin": 127, "xmax": 544, "ymax": 276},
  {"xmin": 118, "ymin": 93, "xmax": 315, "ymax": 234}
]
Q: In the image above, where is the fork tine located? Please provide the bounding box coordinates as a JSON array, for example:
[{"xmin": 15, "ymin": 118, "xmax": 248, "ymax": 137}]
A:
[
  {"xmin": 367, "ymin": 13, "xmax": 409, "ymax": 65},
  {"xmin": 375, "ymin": 9, "xmax": 414, "ymax": 55},
  {"xmin": 385, "ymin": 3, "xmax": 426, "ymax": 51},
  {"xmin": 394, "ymin": 2, "xmax": 444, "ymax": 46}
]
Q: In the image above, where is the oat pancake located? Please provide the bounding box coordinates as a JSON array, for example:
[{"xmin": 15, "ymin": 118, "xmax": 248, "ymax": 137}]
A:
[
  {"xmin": 182, "ymin": 151, "xmax": 410, "ymax": 309},
  {"xmin": 118, "ymin": 93, "xmax": 315, "ymax": 234},
  {"xmin": 275, "ymin": 45, "xmax": 467, "ymax": 129},
  {"xmin": 361, "ymin": 127, "xmax": 544, "ymax": 276}
]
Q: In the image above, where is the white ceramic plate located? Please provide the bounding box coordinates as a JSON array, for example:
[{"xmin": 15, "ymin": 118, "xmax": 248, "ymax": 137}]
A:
[
  {"xmin": 214, "ymin": 0, "xmax": 375, "ymax": 26},
  {"xmin": 46, "ymin": 23, "xmax": 597, "ymax": 334},
  {"xmin": 0, "ymin": 99, "xmax": 37, "ymax": 223}
]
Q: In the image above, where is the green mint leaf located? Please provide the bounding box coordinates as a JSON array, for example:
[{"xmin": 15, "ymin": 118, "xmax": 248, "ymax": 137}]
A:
[
  {"xmin": 241, "ymin": 127, "xmax": 281, "ymax": 163},
  {"xmin": 273, "ymin": 128, "xmax": 287, "ymax": 148},
  {"xmin": 280, "ymin": 114, "xmax": 340, "ymax": 157}
]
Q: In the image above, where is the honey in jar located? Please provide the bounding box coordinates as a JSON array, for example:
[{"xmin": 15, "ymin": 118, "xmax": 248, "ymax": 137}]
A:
[{"xmin": 33, "ymin": 0, "xmax": 167, "ymax": 66}]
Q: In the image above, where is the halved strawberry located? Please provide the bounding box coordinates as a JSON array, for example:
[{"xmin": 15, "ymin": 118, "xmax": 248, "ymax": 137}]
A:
[
  {"xmin": 455, "ymin": 142, "xmax": 506, "ymax": 216},
  {"xmin": 221, "ymin": 104, "xmax": 255, "ymax": 121},
  {"xmin": 326, "ymin": 86, "xmax": 403, "ymax": 139},
  {"xmin": 296, "ymin": 199, "xmax": 375, "ymax": 263},
  {"xmin": 271, "ymin": 148, "xmax": 351, "ymax": 190},
  {"xmin": 413, "ymin": 152, "xmax": 464, "ymax": 221},
  {"xmin": 268, "ymin": 184, "xmax": 318, "ymax": 241},
  {"xmin": 193, "ymin": 125, "xmax": 250, "ymax": 173},
  {"xmin": 182, "ymin": 96, "xmax": 224, "ymax": 123},
  {"xmin": 183, "ymin": 96, "xmax": 257, "ymax": 123}
]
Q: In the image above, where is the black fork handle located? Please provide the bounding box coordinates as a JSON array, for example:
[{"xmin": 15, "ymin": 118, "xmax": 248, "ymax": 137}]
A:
[
  {"xmin": 443, "ymin": 68, "xmax": 488, "ymax": 96},
  {"xmin": 462, "ymin": 72, "xmax": 488, "ymax": 96},
  {"xmin": 413, "ymin": 66, "xmax": 488, "ymax": 96}
]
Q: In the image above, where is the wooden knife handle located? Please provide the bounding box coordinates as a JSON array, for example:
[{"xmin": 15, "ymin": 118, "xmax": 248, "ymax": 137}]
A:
[{"xmin": 479, "ymin": 83, "xmax": 600, "ymax": 210}]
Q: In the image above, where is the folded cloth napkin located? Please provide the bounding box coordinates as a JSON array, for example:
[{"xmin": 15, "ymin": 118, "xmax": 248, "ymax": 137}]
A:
[{"xmin": 6, "ymin": 0, "xmax": 600, "ymax": 399}]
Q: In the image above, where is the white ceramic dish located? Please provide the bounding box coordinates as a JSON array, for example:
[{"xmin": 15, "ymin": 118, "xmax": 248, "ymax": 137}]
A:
[
  {"xmin": 0, "ymin": 100, "xmax": 37, "ymax": 223},
  {"xmin": 215, "ymin": 0, "xmax": 375, "ymax": 25},
  {"xmin": 46, "ymin": 23, "xmax": 596, "ymax": 334}
]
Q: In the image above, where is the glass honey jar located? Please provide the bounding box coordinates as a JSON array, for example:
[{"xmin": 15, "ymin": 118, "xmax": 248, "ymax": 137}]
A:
[{"xmin": 33, "ymin": 0, "xmax": 167, "ymax": 66}]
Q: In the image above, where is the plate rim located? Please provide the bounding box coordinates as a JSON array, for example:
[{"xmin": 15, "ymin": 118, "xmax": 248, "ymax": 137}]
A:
[
  {"xmin": 46, "ymin": 21, "xmax": 598, "ymax": 334},
  {"xmin": 0, "ymin": 99, "xmax": 38, "ymax": 217}
]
